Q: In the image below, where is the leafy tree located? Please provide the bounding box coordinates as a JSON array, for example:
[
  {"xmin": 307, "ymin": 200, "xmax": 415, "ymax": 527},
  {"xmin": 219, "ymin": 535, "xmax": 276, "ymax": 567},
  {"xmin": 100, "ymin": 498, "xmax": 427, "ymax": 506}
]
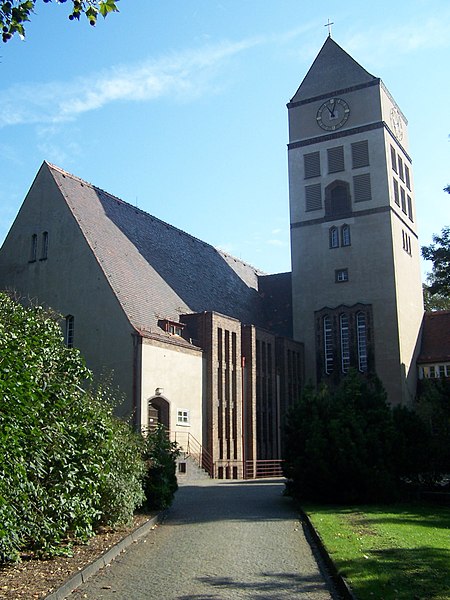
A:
[
  {"xmin": 422, "ymin": 226, "xmax": 450, "ymax": 301},
  {"xmin": 1, "ymin": 0, "xmax": 119, "ymax": 42},
  {"xmin": 0, "ymin": 293, "xmax": 144, "ymax": 562},
  {"xmin": 423, "ymin": 284, "xmax": 450, "ymax": 311}
]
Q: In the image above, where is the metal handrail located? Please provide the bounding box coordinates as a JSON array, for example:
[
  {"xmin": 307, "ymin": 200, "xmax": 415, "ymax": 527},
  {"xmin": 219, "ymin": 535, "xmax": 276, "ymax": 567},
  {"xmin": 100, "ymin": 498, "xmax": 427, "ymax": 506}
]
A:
[{"xmin": 170, "ymin": 431, "xmax": 214, "ymax": 477}]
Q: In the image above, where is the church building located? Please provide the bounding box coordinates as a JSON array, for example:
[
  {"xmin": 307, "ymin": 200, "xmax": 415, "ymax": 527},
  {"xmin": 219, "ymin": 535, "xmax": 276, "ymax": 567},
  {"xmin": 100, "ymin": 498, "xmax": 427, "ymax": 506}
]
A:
[{"xmin": 0, "ymin": 37, "xmax": 440, "ymax": 477}]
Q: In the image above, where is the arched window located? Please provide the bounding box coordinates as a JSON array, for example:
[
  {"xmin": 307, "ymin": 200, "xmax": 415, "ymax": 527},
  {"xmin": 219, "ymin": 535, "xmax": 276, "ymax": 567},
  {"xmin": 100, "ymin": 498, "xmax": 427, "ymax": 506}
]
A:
[
  {"xmin": 340, "ymin": 314, "xmax": 350, "ymax": 373},
  {"xmin": 323, "ymin": 316, "xmax": 334, "ymax": 374},
  {"xmin": 30, "ymin": 234, "xmax": 37, "ymax": 262},
  {"xmin": 357, "ymin": 312, "xmax": 368, "ymax": 372},
  {"xmin": 65, "ymin": 315, "xmax": 74, "ymax": 348},
  {"xmin": 329, "ymin": 226, "xmax": 339, "ymax": 248},
  {"xmin": 325, "ymin": 180, "xmax": 351, "ymax": 217},
  {"xmin": 41, "ymin": 231, "xmax": 49, "ymax": 260},
  {"xmin": 341, "ymin": 224, "xmax": 351, "ymax": 247}
]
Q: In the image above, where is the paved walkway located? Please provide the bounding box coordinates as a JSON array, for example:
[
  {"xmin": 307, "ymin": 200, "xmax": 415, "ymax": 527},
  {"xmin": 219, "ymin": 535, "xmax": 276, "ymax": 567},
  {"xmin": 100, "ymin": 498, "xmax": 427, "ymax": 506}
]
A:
[{"xmin": 71, "ymin": 479, "xmax": 337, "ymax": 599}]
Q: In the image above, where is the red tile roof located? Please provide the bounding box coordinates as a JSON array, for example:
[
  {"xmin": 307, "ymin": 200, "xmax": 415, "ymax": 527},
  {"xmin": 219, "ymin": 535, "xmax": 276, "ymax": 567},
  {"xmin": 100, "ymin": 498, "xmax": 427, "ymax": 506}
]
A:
[{"xmin": 418, "ymin": 311, "xmax": 450, "ymax": 363}]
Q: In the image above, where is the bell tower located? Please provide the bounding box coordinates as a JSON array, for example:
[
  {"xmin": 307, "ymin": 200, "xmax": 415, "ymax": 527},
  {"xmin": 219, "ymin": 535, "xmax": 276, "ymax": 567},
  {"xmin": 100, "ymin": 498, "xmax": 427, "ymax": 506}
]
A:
[{"xmin": 287, "ymin": 37, "xmax": 423, "ymax": 404}]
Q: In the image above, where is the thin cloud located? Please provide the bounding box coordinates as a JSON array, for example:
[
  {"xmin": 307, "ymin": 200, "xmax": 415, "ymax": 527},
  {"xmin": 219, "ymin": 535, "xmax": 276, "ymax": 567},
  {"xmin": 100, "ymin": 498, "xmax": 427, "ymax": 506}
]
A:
[{"xmin": 0, "ymin": 38, "xmax": 262, "ymax": 128}]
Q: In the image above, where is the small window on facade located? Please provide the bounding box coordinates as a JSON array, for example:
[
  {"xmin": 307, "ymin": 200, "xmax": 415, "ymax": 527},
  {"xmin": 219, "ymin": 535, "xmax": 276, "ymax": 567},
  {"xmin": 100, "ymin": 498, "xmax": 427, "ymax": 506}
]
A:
[
  {"xmin": 177, "ymin": 409, "xmax": 190, "ymax": 426},
  {"xmin": 40, "ymin": 231, "xmax": 49, "ymax": 260},
  {"xmin": 65, "ymin": 315, "xmax": 74, "ymax": 348},
  {"xmin": 393, "ymin": 178, "xmax": 400, "ymax": 206},
  {"xmin": 357, "ymin": 312, "xmax": 368, "ymax": 372},
  {"xmin": 305, "ymin": 183, "xmax": 322, "ymax": 211},
  {"xmin": 404, "ymin": 164, "xmax": 411, "ymax": 190},
  {"xmin": 407, "ymin": 195, "xmax": 413, "ymax": 222},
  {"xmin": 398, "ymin": 156, "xmax": 404, "ymax": 182},
  {"xmin": 327, "ymin": 146, "xmax": 345, "ymax": 173},
  {"xmin": 340, "ymin": 314, "xmax": 350, "ymax": 374},
  {"xmin": 439, "ymin": 365, "xmax": 446, "ymax": 378},
  {"xmin": 353, "ymin": 173, "xmax": 372, "ymax": 202},
  {"xmin": 30, "ymin": 234, "xmax": 37, "ymax": 262},
  {"xmin": 329, "ymin": 226, "xmax": 339, "ymax": 248},
  {"xmin": 351, "ymin": 140, "xmax": 369, "ymax": 169},
  {"xmin": 429, "ymin": 366, "xmax": 436, "ymax": 378},
  {"xmin": 341, "ymin": 224, "xmax": 351, "ymax": 247},
  {"xmin": 335, "ymin": 268, "xmax": 349, "ymax": 283},
  {"xmin": 304, "ymin": 151, "xmax": 321, "ymax": 179},
  {"xmin": 323, "ymin": 316, "xmax": 334, "ymax": 375},
  {"xmin": 390, "ymin": 146, "xmax": 397, "ymax": 173},
  {"xmin": 400, "ymin": 188, "xmax": 407, "ymax": 214}
]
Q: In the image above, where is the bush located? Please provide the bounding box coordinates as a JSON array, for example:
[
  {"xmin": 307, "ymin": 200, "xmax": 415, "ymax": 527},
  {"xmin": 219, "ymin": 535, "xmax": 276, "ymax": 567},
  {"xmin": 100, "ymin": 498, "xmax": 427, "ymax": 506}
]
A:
[
  {"xmin": 0, "ymin": 293, "xmax": 145, "ymax": 562},
  {"xmin": 142, "ymin": 425, "xmax": 180, "ymax": 510}
]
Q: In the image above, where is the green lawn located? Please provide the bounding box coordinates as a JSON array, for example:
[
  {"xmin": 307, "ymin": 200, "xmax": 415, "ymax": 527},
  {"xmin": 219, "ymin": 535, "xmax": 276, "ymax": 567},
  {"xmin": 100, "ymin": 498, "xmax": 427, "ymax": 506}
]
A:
[{"xmin": 304, "ymin": 503, "xmax": 450, "ymax": 600}]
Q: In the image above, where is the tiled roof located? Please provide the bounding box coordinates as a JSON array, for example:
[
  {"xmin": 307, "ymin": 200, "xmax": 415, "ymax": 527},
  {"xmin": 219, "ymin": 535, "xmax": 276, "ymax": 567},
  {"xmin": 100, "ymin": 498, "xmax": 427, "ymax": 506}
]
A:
[
  {"xmin": 290, "ymin": 37, "xmax": 376, "ymax": 103},
  {"xmin": 417, "ymin": 311, "xmax": 450, "ymax": 363},
  {"xmin": 46, "ymin": 162, "xmax": 272, "ymax": 337}
]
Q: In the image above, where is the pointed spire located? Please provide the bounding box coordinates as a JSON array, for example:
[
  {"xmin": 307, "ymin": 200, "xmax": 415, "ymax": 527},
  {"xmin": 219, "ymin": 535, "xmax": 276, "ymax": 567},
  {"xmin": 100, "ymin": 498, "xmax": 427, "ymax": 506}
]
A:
[{"xmin": 290, "ymin": 37, "xmax": 377, "ymax": 103}]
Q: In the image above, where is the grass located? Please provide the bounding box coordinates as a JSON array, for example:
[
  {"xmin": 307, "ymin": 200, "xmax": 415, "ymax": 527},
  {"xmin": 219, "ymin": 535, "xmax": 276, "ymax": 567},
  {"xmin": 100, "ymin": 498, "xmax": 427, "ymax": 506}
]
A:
[{"xmin": 304, "ymin": 502, "xmax": 450, "ymax": 600}]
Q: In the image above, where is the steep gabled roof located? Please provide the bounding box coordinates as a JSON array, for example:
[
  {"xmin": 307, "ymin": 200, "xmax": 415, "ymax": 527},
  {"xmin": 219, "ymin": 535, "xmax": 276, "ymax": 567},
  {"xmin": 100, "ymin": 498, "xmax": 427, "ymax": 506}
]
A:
[
  {"xmin": 417, "ymin": 311, "xmax": 450, "ymax": 363},
  {"xmin": 290, "ymin": 37, "xmax": 377, "ymax": 103},
  {"xmin": 46, "ymin": 162, "xmax": 268, "ymax": 336}
]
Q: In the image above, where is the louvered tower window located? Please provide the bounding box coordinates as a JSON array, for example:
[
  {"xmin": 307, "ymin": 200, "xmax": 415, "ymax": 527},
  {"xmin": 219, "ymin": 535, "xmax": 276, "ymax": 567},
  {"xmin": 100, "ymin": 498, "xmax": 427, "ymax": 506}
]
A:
[
  {"xmin": 327, "ymin": 146, "xmax": 345, "ymax": 173},
  {"xmin": 305, "ymin": 183, "xmax": 322, "ymax": 211},
  {"xmin": 351, "ymin": 140, "xmax": 369, "ymax": 168},
  {"xmin": 304, "ymin": 151, "xmax": 321, "ymax": 179},
  {"xmin": 353, "ymin": 173, "xmax": 372, "ymax": 202}
]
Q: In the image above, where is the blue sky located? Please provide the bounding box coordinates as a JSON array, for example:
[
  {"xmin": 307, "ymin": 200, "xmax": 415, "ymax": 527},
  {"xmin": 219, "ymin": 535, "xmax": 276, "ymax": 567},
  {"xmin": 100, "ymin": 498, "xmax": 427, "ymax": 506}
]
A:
[{"xmin": 0, "ymin": 0, "xmax": 449, "ymax": 277}]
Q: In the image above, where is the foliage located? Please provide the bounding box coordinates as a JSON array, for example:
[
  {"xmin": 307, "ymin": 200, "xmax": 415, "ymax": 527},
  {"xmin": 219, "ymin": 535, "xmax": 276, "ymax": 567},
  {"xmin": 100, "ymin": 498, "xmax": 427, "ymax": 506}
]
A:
[
  {"xmin": 283, "ymin": 370, "xmax": 434, "ymax": 504},
  {"xmin": 423, "ymin": 284, "xmax": 450, "ymax": 311},
  {"xmin": 0, "ymin": 293, "xmax": 144, "ymax": 563},
  {"xmin": 0, "ymin": 0, "xmax": 119, "ymax": 42},
  {"xmin": 142, "ymin": 425, "xmax": 180, "ymax": 511},
  {"xmin": 305, "ymin": 503, "xmax": 450, "ymax": 600},
  {"xmin": 422, "ymin": 226, "xmax": 450, "ymax": 302}
]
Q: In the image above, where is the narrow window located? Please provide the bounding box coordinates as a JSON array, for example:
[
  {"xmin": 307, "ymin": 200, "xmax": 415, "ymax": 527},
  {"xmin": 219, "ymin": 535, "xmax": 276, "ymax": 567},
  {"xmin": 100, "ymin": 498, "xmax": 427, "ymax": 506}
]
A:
[
  {"xmin": 390, "ymin": 146, "xmax": 397, "ymax": 173},
  {"xmin": 65, "ymin": 315, "xmax": 74, "ymax": 348},
  {"xmin": 357, "ymin": 312, "xmax": 368, "ymax": 372},
  {"xmin": 329, "ymin": 226, "xmax": 339, "ymax": 248},
  {"xmin": 335, "ymin": 268, "xmax": 348, "ymax": 283},
  {"xmin": 341, "ymin": 224, "xmax": 351, "ymax": 247},
  {"xmin": 353, "ymin": 173, "xmax": 372, "ymax": 202},
  {"xmin": 305, "ymin": 183, "xmax": 322, "ymax": 211},
  {"xmin": 429, "ymin": 366, "xmax": 436, "ymax": 378},
  {"xmin": 400, "ymin": 188, "xmax": 407, "ymax": 214},
  {"xmin": 393, "ymin": 178, "xmax": 400, "ymax": 206},
  {"xmin": 323, "ymin": 316, "xmax": 334, "ymax": 375},
  {"xmin": 398, "ymin": 156, "xmax": 404, "ymax": 182},
  {"xmin": 407, "ymin": 195, "xmax": 413, "ymax": 222},
  {"xmin": 40, "ymin": 231, "xmax": 49, "ymax": 260},
  {"xmin": 404, "ymin": 164, "xmax": 411, "ymax": 190},
  {"xmin": 340, "ymin": 314, "xmax": 350, "ymax": 373},
  {"xmin": 30, "ymin": 234, "xmax": 37, "ymax": 262},
  {"xmin": 304, "ymin": 151, "xmax": 321, "ymax": 179},
  {"xmin": 439, "ymin": 365, "xmax": 445, "ymax": 378}
]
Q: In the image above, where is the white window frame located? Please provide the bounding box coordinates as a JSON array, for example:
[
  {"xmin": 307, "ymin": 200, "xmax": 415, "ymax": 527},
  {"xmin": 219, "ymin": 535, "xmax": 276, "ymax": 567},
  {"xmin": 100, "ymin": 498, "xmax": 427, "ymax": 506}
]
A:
[{"xmin": 177, "ymin": 409, "xmax": 190, "ymax": 426}]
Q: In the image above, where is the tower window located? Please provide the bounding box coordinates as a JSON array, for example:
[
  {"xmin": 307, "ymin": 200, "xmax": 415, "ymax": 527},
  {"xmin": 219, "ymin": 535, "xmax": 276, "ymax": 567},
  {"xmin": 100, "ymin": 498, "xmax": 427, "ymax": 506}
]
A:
[
  {"xmin": 65, "ymin": 315, "xmax": 74, "ymax": 348},
  {"xmin": 357, "ymin": 312, "xmax": 368, "ymax": 372},
  {"xmin": 397, "ymin": 156, "xmax": 404, "ymax": 182},
  {"xmin": 353, "ymin": 173, "xmax": 372, "ymax": 203},
  {"xmin": 327, "ymin": 146, "xmax": 345, "ymax": 173},
  {"xmin": 329, "ymin": 226, "xmax": 339, "ymax": 248},
  {"xmin": 304, "ymin": 151, "xmax": 321, "ymax": 179},
  {"xmin": 351, "ymin": 140, "xmax": 369, "ymax": 169},
  {"xmin": 335, "ymin": 268, "xmax": 349, "ymax": 283},
  {"xmin": 390, "ymin": 146, "xmax": 397, "ymax": 173},
  {"xmin": 324, "ymin": 180, "xmax": 351, "ymax": 216},
  {"xmin": 340, "ymin": 314, "xmax": 350, "ymax": 374},
  {"xmin": 323, "ymin": 316, "xmax": 334, "ymax": 375},
  {"xmin": 341, "ymin": 224, "xmax": 351, "ymax": 247},
  {"xmin": 404, "ymin": 164, "xmax": 411, "ymax": 190},
  {"xmin": 400, "ymin": 188, "xmax": 407, "ymax": 214},
  {"xmin": 393, "ymin": 178, "xmax": 400, "ymax": 206},
  {"xmin": 305, "ymin": 183, "xmax": 322, "ymax": 211},
  {"xmin": 30, "ymin": 234, "xmax": 37, "ymax": 262},
  {"xmin": 40, "ymin": 231, "xmax": 49, "ymax": 260},
  {"xmin": 407, "ymin": 195, "xmax": 413, "ymax": 222}
]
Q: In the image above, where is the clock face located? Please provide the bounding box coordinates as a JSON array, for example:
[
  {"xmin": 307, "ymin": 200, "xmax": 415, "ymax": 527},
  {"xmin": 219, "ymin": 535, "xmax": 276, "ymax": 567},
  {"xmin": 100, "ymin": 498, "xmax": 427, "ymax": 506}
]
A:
[
  {"xmin": 390, "ymin": 107, "xmax": 403, "ymax": 141},
  {"xmin": 316, "ymin": 98, "xmax": 350, "ymax": 131}
]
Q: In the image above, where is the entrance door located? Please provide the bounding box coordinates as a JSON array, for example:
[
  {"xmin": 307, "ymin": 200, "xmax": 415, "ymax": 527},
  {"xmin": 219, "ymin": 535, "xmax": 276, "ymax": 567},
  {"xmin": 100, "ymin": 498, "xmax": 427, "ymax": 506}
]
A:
[{"xmin": 148, "ymin": 397, "xmax": 170, "ymax": 432}]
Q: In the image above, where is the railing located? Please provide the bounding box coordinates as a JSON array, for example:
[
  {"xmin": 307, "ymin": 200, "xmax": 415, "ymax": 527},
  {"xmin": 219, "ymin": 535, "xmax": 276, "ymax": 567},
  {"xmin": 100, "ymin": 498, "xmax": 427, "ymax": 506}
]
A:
[
  {"xmin": 244, "ymin": 460, "xmax": 284, "ymax": 479},
  {"xmin": 170, "ymin": 431, "xmax": 214, "ymax": 478}
]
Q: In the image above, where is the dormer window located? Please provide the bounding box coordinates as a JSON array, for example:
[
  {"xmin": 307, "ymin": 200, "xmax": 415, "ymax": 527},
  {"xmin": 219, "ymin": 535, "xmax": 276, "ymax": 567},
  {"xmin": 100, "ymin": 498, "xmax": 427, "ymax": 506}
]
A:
[{"xmin": 159, "ymin": 319, "xmax": 185, "ymax": 337}]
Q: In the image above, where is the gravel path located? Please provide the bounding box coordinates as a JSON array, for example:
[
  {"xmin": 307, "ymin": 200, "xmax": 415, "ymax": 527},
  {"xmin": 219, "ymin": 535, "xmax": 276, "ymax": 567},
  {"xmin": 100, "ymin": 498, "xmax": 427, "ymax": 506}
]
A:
[{"xmin": 70, "ymin": 479, "xmax": 337, "ymax": 599}]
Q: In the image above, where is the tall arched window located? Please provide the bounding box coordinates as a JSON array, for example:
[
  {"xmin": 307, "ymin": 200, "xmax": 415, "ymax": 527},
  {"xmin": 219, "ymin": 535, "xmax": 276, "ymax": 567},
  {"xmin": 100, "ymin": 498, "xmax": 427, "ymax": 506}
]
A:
[
  {"xmin": 41, "ymin": 231, "xmax": 49, "ymax": 260},
  {"xmin": 329, "ymin": 226, "xmax": 339, "ymax": 248},
  {"xmin": 30, "ymin": 234, "xmax": 37, "ymax": 262},
  {"xmin": 65, "ymin": 315, "xmax": 74, "ymax": 348},
  {"xmin": 340, "ymin": 314, "xmax": 350, "ymax": 373},
  {"xmin": 323, "ymin": 316, "xmax": 334, "ymax": 374},
  {"xmin": 357, "ymin": 312, "xmax": 368, "ymax": 372},
  {"xmin": 341, "ymin": 224, "xmax": 351, "ymax": 247},
  {"xmin": 325, "ymin": 180, "xmax": 351, "ymax": 217}
]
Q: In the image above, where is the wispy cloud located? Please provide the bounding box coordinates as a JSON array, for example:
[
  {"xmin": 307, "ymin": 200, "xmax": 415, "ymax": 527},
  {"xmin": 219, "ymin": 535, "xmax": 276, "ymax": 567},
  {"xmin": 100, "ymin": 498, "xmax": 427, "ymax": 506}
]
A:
[{"xmin": 0, "ymin": 38, "xmax": 262, "ymax": 128}]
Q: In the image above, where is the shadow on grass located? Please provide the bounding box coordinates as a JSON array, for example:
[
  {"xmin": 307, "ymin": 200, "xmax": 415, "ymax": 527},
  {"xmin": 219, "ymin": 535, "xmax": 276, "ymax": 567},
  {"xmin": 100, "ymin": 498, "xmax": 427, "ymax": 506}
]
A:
[
  {"xmin": 177, "ymin": 571, "xmax": 334, "ymax": 599},
  {"xmin": 338, "ymin": 545, "xmax": 450, "ymax": 600}
]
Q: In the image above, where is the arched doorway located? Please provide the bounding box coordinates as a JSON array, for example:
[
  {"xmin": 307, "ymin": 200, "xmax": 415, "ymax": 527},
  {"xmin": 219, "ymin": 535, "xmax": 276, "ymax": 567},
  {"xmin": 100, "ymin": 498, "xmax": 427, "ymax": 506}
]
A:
[{"xmin": 147, "ymin": 396, "xmax": 170, "ymax": 432}]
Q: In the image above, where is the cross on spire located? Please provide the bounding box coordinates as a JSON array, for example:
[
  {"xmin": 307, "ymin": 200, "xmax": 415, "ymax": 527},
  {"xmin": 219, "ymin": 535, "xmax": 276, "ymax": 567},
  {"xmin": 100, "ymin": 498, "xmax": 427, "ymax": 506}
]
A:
[{"xmin": 324, "ymin": 18, "xmax": 334, "ymax": 37}]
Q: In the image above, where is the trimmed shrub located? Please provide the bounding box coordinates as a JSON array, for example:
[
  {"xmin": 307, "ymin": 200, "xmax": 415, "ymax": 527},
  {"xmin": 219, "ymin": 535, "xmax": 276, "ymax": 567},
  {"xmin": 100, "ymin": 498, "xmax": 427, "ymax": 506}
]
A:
[{"xmin": 142, "ymin": 425, "xmax": 180, "ymax": 510}]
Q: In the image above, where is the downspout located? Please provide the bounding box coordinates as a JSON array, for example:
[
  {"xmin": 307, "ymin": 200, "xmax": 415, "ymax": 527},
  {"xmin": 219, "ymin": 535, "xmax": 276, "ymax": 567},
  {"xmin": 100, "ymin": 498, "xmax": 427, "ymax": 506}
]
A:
[
  {"xmin": 241, "ymin": 355, "xmax": 246, "ymax": 478},
  {"xmin": 132, "ymin": 332, "xmax": 143, "ymax": 432}
]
